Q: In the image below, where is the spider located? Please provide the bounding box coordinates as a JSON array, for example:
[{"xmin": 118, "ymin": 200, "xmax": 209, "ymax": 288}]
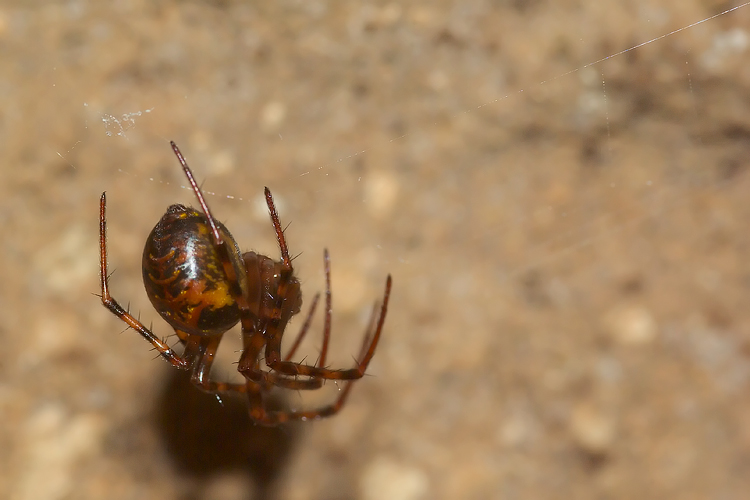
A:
[{"xmin": 99, "ymin": 141, "xmax": 392, "ymax": 426}]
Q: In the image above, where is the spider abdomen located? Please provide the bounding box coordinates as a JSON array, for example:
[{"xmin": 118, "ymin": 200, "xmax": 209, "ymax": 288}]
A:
[{"xmin": 143, "ymin": 204, "xmax": 247, "ymax": 336}]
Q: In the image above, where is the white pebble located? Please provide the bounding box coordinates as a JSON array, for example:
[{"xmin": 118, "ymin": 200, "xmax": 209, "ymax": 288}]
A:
[
  {"xmin": 603, "ymin": 304, "xmax": 657, "ymax": 345},
  {"xmin": 361, "ymin": 456, "xmax": 429, "ymax": 500},
  {"xmin": 570, "ymin": 403, "xmax": 615, "ymax": 455}
]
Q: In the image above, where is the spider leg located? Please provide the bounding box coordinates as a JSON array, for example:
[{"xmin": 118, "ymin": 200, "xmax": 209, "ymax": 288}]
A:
[
  {"xmin": 262, "ymin": 248, "xmax": 332, "ymax": 373},
  {"xmin": 102, "ymin": 192, "xmax": 252, "ymax": 398},
  {"xmin": 164, "ymin": 145, "xmax": 392, "ymax": 424},
  {"xmin": 262, "ymin": 255, "xmax": 393, "ymax": 380},
  {"xmin": 99, "ymin": 192, "xmax": 190, "ymax": 370},
  {"xmin": 357, "ymin": 301, "xmax": 382, "ymax": 361},
  {"xmin": 263, "ymin": 187, "xmax": 293, "ymax": 268},
  {"xmin": 170, "ymin": 141, "xmax": 260, "ymax": 332},
  {"xmin": 247, "ymin": 303, "xmax": 371, "ymax": 426},
  {"xmin": 186, "ymin": 333, "xmax": 251, "ymax": 393},
  {"xmin": 319, "ymin": 249, "xmax": 332, "ymax": 367},
  {"xmin": 239, "ymin": 329, "xmax": 325, "ymax": 391},
  {"xmin": 250, "ymin": 187, "xmax": 393, "ymax": 380},
  {"xmin": 236, "ymin": 192, "xmax": 391, "ymax": 384},
  {"xmin": 242, "ymin": 372, "xmax": 353, "ymax": 426},
  {"xmin": 247, "ymin": 378, "xmax": 357, "ymax": 426},
  {"xmin": 172, "ymin": 145, "xmax": 326, "ymax": 394},
  {"xmin": 244, "ymin": 286, "xmax": 387, "ymax": 426},
  {"xmin": 283, "ymin": 292, "xmax": 320, "ymax": 361}
]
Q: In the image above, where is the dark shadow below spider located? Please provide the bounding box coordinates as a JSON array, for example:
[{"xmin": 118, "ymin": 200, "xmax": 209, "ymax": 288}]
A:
[{"xmin": 99, "ymin": 141, "xmax": 392, "ymax": 426}]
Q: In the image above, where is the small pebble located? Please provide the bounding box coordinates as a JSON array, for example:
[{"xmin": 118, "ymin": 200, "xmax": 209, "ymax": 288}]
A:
[
  {"xmin": 497, "ymin": 413, "xmax": 532, "ymax": 447},
  {"xmin": 570, "ymin": 403, "xmax": 615, "ymax": 455},
  {"xmin": 361, "ymin": 456, "xmax": 429, "ymax": 500},
  {"xmin": 365, "ymin": 170, "xmax": 399, "ymax": 219},
  {"xmin": 603, "ymin": 304, "xmax": 657, "ymax": 345},
  {"xmin": 260, "ymin": 101, "xmax": 286, "ymax": 131}
]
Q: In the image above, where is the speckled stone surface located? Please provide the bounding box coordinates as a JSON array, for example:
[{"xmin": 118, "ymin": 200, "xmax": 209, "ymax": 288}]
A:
[{"xmin": 2, "ymin": 2, "xmax": 750, "ymax": 499}]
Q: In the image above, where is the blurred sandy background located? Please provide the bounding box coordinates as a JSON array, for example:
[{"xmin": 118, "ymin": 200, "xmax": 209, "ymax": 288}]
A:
[{"xmin": 2, "ymin": 1, "xmax": 750, "ymax": 499}]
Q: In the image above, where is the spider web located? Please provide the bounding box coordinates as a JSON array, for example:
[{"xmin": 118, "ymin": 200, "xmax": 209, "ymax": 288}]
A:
[{"xmin": 61, "ymin": 2, "xmax": 750, "ymax": 280}]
